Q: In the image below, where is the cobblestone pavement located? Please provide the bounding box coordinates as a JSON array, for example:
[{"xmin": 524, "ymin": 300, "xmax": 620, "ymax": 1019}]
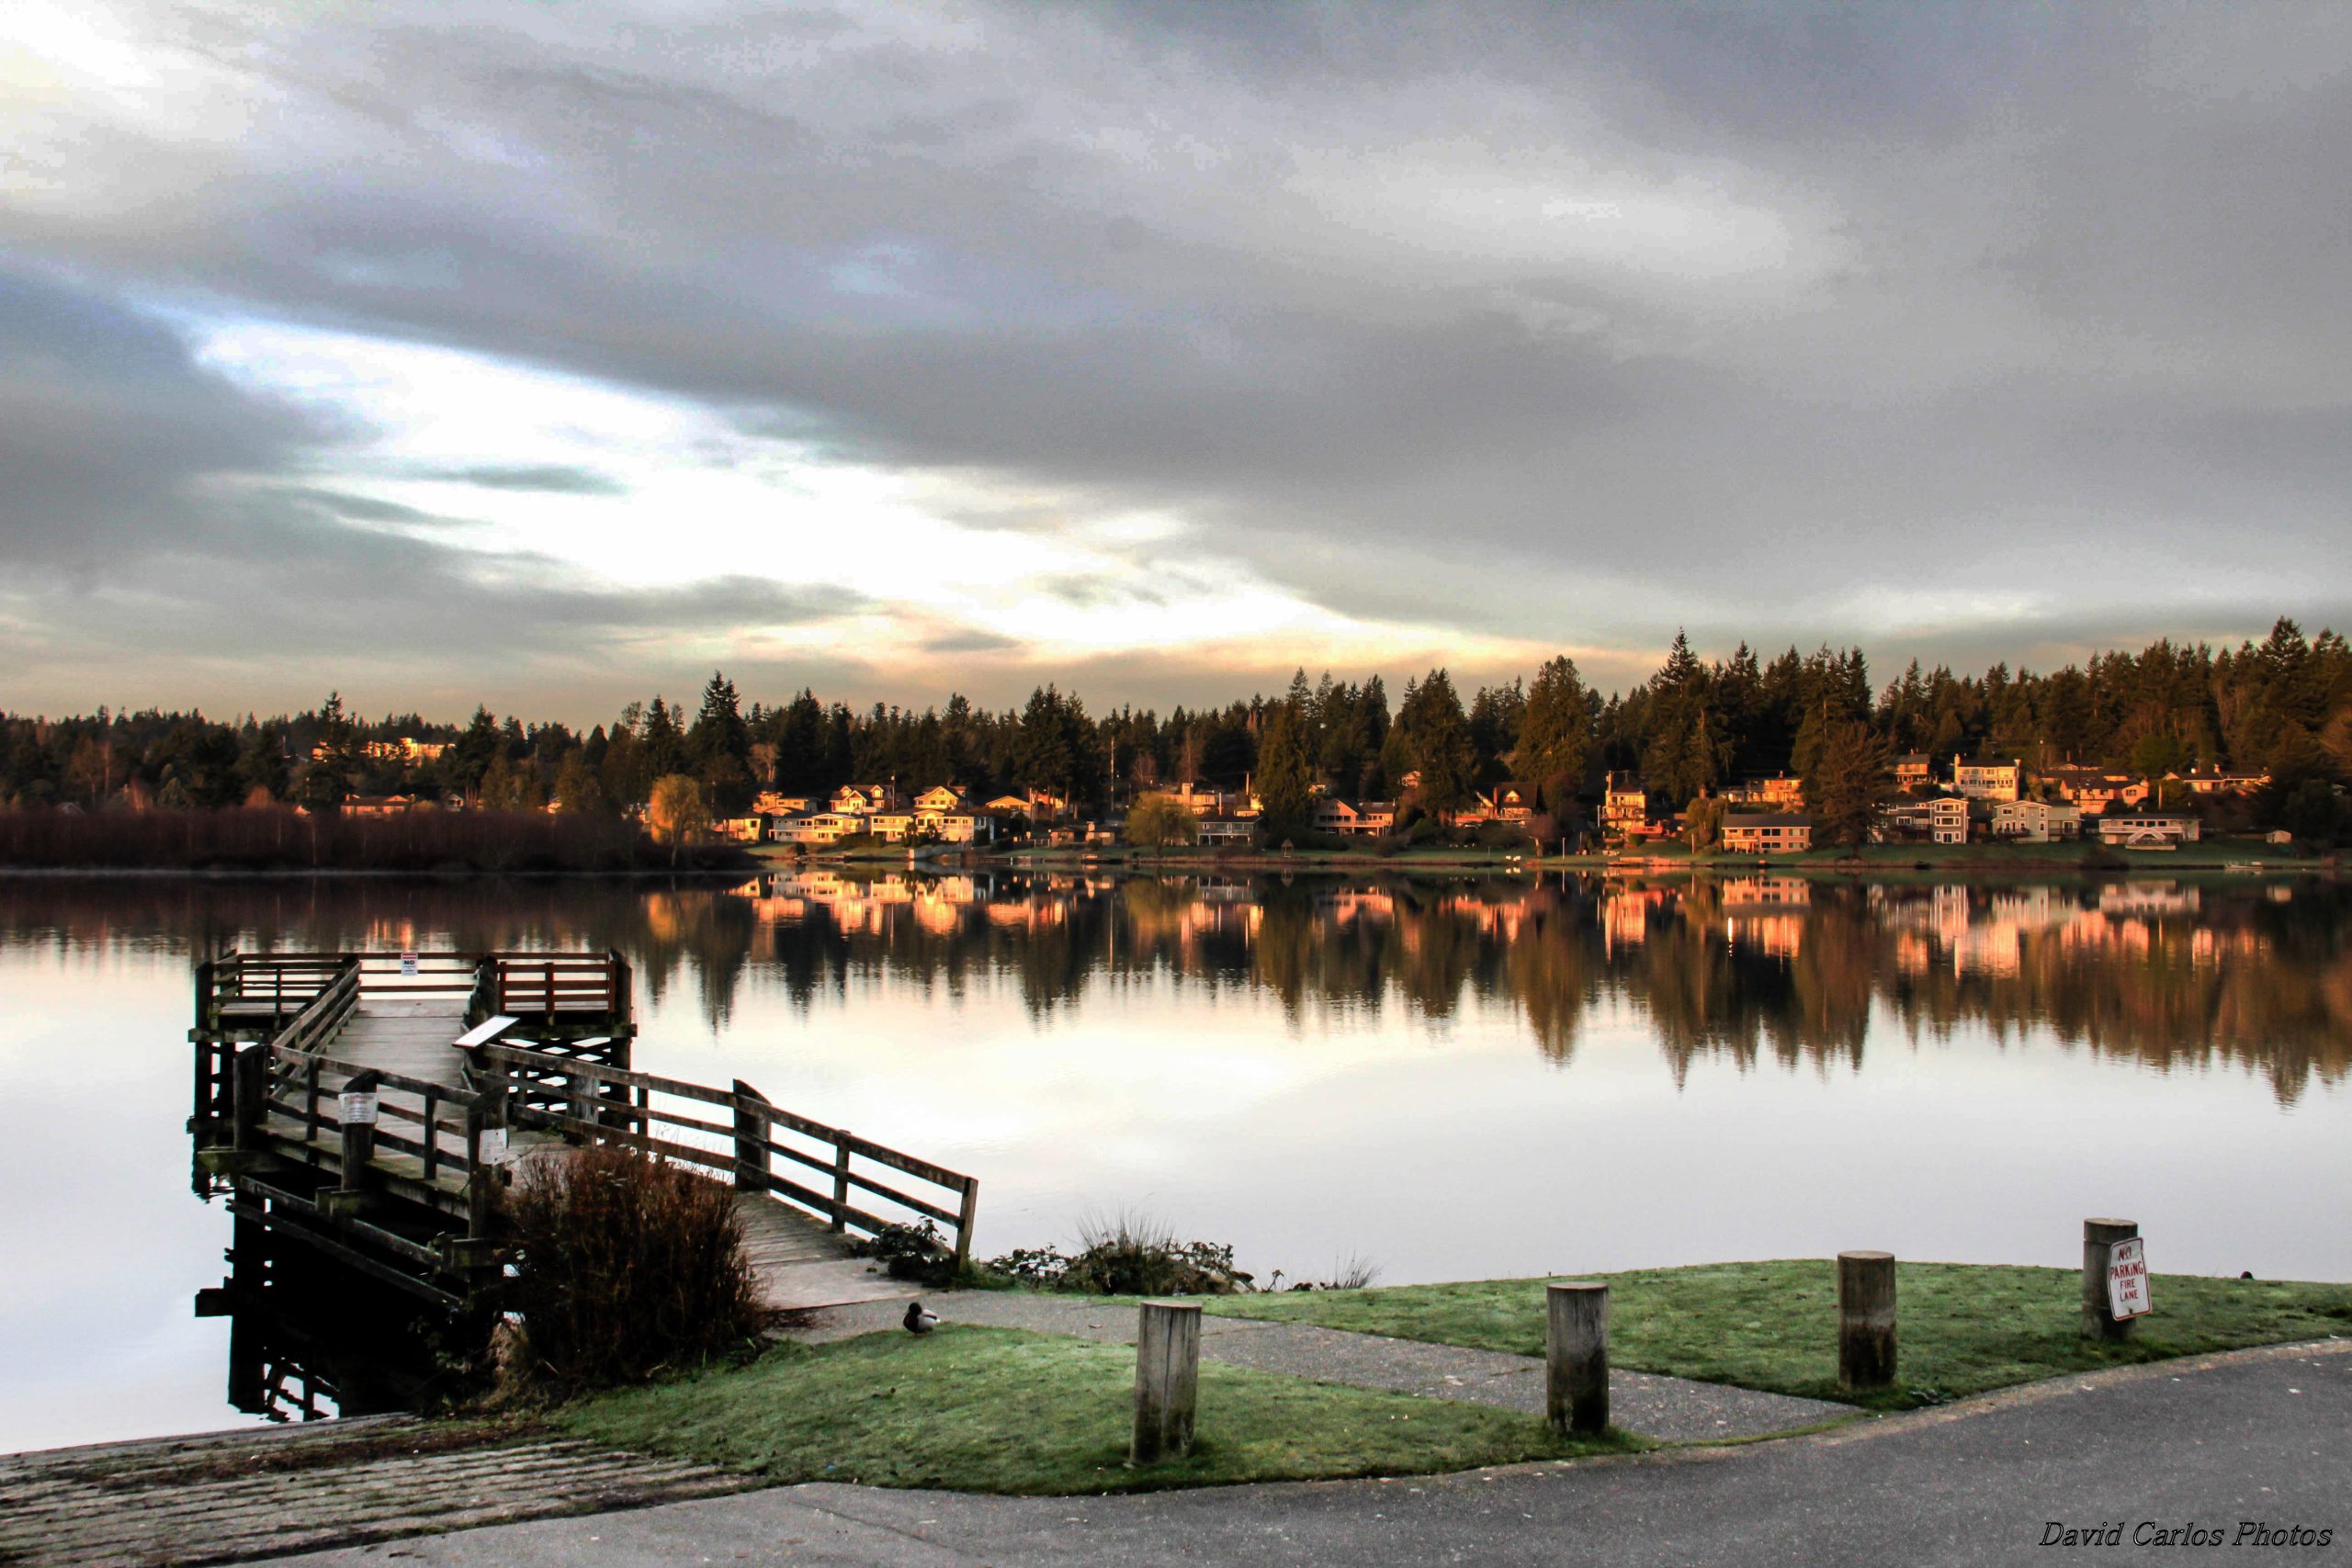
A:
[{"xmin": 0, "ymin": 1414, "xmax": 753, "ymax": 1568}]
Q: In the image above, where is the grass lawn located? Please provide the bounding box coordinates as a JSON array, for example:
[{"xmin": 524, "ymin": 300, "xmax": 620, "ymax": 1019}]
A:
[
  {"xmin": 556, "ymin": 1325, "xmax": 1636, "ymax": 1494},
  {"xmin": 1200, "ymin": 1262, "xmax": 2352, "ymax": 1411}
]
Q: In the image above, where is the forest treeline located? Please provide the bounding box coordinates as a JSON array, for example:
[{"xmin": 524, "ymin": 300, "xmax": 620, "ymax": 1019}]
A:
[{"xmin": 5, "ymin": 618, "xmax": 2348, "ymax": 840}]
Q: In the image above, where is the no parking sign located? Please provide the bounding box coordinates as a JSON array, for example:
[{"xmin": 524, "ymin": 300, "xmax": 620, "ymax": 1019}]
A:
[{"xmin": 2107, "ymin": 1235, "xmax": 2151, "ymax": 1319}]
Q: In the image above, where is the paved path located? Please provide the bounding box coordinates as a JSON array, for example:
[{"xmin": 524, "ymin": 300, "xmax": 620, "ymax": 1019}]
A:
[
  {"xmin": 276, "ymin": 1340, "xmax": 2351, "ymax": 1568},
  {"xmin": 0, "ymin": 1416, "xmax": 752, "ymax": 1568},
  {"xmin": 786, "ymin": 1292, "xmax": 1848, "ymax": 1442}
]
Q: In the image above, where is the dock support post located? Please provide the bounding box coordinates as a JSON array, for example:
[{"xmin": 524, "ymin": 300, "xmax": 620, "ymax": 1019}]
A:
[
  {"xmin": 1838, "ymin": 1251, "xmax": 1898, "ymax": 1391},
  {"xmin": 1131, "ymin": 1300, "xmax": 1202, "ymax": 1464},
  {"xmin": 1545, "ymin": 1281, "xmax": 1610, "ymax": 1435},
  {"xmin": 732, "ymin": 1081, "xmax": 770, "ymax": 1193},
  {"xmin": 2082, "ymin": 1218, "xmax": 2139, "ymax": 1342},
  {"xmin": 232, "ymin": 1045, "xmax": 267, "ymax": 1152}
]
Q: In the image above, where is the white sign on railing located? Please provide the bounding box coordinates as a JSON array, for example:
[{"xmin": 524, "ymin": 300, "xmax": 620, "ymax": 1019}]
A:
[
  {"xmin": 339, "ymin": 1091, "xmax": 379, "ymax": 1126},
  {"xmin": 2107, "ymin": 1235, "xmax": 2151, "ymax": 1319},
  {"xmin": 400, "ymin": 951, "xmax": 418, "ymax": 977}
]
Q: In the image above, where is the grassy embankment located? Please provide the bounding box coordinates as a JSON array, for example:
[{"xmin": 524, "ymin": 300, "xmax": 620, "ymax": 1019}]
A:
[
  {"xmin": 551, "ymin": 1262, "xmax": 2348, "ymax": 1495},
  {"xmin": 557, "ymin": 1325, "xmax": 1635, "ymax": 1494},
  {"xmin": 1198, "ymin": 1261, "xmax": 2352, "ymax": 1412}
]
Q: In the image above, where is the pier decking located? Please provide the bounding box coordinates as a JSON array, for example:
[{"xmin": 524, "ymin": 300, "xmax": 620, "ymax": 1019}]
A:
[{"xmin": 190, "ymin": 950, "xmax": 977, "ymax": 1329}]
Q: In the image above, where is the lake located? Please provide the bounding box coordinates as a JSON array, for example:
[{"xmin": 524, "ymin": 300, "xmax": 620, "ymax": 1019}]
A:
[{"xmin": 1, "ymin": 869, "xmax": 2346, "ymax": 1450}]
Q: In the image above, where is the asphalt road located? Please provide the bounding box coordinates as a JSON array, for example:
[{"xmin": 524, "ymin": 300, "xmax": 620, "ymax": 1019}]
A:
[{"xmin": 285, "ymin": 1341, "xmax": 2349, "ymax": 1568}]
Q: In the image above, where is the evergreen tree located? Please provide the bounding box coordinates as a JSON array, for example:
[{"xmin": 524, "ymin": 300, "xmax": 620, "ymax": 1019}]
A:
[
  {"xmin": 1255, "ymin": 706, "xmax": 1315, "ymax": 839},
  {"xmin": 1515, "ymin": 655, "xmax": 1594, "ymax": 812}
]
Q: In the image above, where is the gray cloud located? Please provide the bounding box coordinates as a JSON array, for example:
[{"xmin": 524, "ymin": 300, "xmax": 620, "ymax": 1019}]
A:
[
  {"xmin": 4, "ymin": 1, "xmax": 2349, "ymax": 714},
  {"xmin": 434, "ymin": 464, "xmax": 631, "ymax": 495},
  {"xmin": 0, "ymin": 260, "xmax": 866, "ymax": 710}
]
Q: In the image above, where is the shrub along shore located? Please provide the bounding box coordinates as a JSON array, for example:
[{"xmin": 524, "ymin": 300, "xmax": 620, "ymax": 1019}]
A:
[{"xmin": 548, "ymin": 1260, "xmax": 2352, "ymax": 1494}]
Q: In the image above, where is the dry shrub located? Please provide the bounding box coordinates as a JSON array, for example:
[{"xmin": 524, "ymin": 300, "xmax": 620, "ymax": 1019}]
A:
[{"xmin": 502, "ymin": 1145, "xmax": 769, "ymax": 1394}]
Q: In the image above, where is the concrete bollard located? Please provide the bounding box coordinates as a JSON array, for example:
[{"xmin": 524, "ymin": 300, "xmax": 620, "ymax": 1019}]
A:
[
  {"xmin": 1837, "ymin": 1251, "xmax": 1898, "ymax": 1390},
  {"xmin": 1132, "ymin": 1300, "xmax": 1202, "ymax": 1463},
  {"xmin": 2082, "ymin": 1218, "xmax": 2139, "ymax": 1342},
  {"xmin": 1545, "ymin": 1281, "xmax": 1610, "ymax": 1436}
]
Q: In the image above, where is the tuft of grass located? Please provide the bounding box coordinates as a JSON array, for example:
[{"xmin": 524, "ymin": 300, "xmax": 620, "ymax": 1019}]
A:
[
  {"xmin": 556, "ymin": 1325, "xmax": 1639, "ymax": 1493},
  {"xmin": 1198, "ymin": 1262, "xmax": 2352, "ymax": 1411}
]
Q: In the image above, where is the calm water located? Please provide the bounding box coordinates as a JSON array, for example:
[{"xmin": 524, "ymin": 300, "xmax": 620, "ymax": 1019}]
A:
[{"xmin": 2, "ymin": 870, "xmax": 2346, "ymax": 1450}]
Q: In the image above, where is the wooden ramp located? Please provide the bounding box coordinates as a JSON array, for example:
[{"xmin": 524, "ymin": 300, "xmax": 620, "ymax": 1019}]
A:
[
  {"xmin": 733, "ymin": 1194, "xmax": 918, "ymax": 1313},
  {"xmin": 337, "ymin": 1000, "xmax": 922, "ymax": 1311}
]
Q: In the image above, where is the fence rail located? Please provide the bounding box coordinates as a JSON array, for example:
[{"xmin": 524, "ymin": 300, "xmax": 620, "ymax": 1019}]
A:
[{"xmin": 470, "ymin": 1041, "xmax": 980, "ymax": 1267}]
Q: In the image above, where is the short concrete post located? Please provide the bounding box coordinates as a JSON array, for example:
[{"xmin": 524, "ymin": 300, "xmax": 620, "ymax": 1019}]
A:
[
  {"xmin": 1837, "ymin": 1251, "xmax": 1898, "ymax": 1390},
  {"xmin": 1131, "ymin": 1300, "xmax": 1202, "ymax": 1464},
  {"xmin": 2082, "ymin": 1218, "xmax": 2139, "ymax": 1342},
  {"xmin": 1545, "ymin": 1281, "xmax": 1610, "ymax": 1435}
]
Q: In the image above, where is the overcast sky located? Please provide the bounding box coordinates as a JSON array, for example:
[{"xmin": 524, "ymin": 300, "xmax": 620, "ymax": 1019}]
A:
[{"xmin": 4, "ymin": 1, "xmax": 2348, "ymax": 723}]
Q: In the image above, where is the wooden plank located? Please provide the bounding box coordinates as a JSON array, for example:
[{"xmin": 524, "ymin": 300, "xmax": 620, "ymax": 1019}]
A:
[{"xmin": 455, "ymin": 1016, "xmax": 520, "ymax": 1049}]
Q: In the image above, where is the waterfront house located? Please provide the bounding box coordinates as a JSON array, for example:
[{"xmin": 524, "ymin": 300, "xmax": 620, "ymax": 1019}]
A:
[
  {"xmin": 831, "ymin": 783, "xmax": 905, "ymax": 817},
  {"xmin": 2096, "ymin": 815, "xmax": 2201, "ymax": 848},
  {"xmin": 1720, "ymin": 813, "xmax": 1815, "ymax": 853},
  {"xmin": 2172, "ymin": 767, "xmax": 2269, "ymax": 796},
  {"xmin": 1312, "ymin": 797, "xmax": 1396, "ymax": 835},
  {"xmin": 1873, "ymin": 795, "xmax": 1969, "ymax": 845},
  {"xmin": 2042, "ymin": 767, "xmax": 2147, "ymax": 814},
  {"xmin": 1601, "ymin": 773, "xmax": 1651, "ymax": 838},
  {"xmin": 1481, "ymin": 782, "xmax": 1540, "ymax": 821},
  {"xmin": 1195, "ymin": 816, "xmax": 1254, "ymax": 846},
  {"xmin": 1893, "ymin": 753, "xmax": 1932, "ymax": 789},
  {"xmin": 1990, "ymin": 799, "xmax": 2081, "ymax": 842},
  {"xmin": 751, "ymin": 791, "xmax": 815, "ymax": 816},
  {"xmin": 1953, "ymin": 755, "xmax": 2025, "ymax": 802}
]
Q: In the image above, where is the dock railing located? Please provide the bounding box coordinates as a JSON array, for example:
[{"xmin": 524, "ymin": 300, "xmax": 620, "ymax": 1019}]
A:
[{"xmin": 469, "ymin": 1041, "xmax": 980, "ymax": 1269}]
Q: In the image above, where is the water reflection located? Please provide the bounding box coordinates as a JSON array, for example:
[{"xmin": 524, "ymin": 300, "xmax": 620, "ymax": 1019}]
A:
[{"xmin": 2, "ymin": 871, "xmax": 2345, "ymax": 1102}]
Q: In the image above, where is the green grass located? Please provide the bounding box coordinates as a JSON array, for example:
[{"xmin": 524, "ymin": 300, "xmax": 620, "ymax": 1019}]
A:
[
  {"xmin": 1201, "ymin": 1262, "xmax": 2352, "ymax": 1411},
  {"xmin": 556, "ymin": 1324, "xmax": 1636, "ymax": 1493}
]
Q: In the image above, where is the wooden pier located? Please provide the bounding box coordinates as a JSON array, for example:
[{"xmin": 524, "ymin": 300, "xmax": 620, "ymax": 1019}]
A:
[{"xmin": 190, "ymin": 949, "xmax": 978, "ymax": 1327}]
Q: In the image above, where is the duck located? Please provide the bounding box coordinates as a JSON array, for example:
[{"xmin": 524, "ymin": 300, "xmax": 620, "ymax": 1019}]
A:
[{"xmin": 903, "ymin": 1300, "xmax": 941, "ymax": 1335}]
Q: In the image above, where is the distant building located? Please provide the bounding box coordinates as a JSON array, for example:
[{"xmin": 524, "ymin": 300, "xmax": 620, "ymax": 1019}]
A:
[
  {"xmin": 751, "ymin": 791, "xmax": 815, "ymax": 816},
  {"xmin": 1873, "ymin": 795, "xmax": 1969, "ymax": 845},
  {"xmin": 1312, "ymin": 798, "xmax": 1396, "ymax": 836},
  {"xmin": 2172, "ymin": 768, "xmax": 2268, "ymax": 796},
  {"xmin": 2042, "ymin": 767, "xmax": 2147, "ymax": 815},
  {"xmin": 1953, "ymin": 756, "xmax": 2025, "ymax": 802},
  {"xmin": 1482, "ymin": 782, "xmax": 1540, "ymax": 822},
  {"xmin": 1725, "ymin": 774, "xmax": 1805, "ymax": 807},
  {"xmin": 1195, "ymin": 816, "xmax": 1254, "ymax": 846},
  {"xmin": 1893, "ymin": 753, "xmax": 1933, "ymax": 790},
  {"xmin": 1990, "ymin": 799, "xmax": 2081, "ymax": 842},
  {"xmin": 1720, "ymin": 813, "xmax": 1815, "ymax": 853},
  {"xmin": 2097, "ymin": 815, "xmax": 2201, "ymax": 848},
  {"xmin": 711, "ymin": 815, "xmax": 766, "ymax": 842},
  {"xmin": 1601, "ymin": 773, "xmax": 1651, "ymax": 838}
]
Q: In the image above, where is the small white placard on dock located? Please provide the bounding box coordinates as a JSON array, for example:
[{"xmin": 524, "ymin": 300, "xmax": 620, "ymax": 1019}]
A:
[
  {"xmin": 2107, "ymin": 1235, "xmax": 2150, "ymax": 1319},
  {"xmin": 400, "ymin": 951, "xmax": 418, "ymax": 977},
  {"xmin": 339, "ymin": 1091, "xmax": 379, "ymax": 1126},
  {"xmin": 480, "ymin": 1126, "xmax": 510, "ymax": 1164}
]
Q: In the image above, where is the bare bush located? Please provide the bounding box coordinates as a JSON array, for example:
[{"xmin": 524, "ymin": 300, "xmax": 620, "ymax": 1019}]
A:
[{"xmin": 500, "ymin": 1146, "xmax": 768, "ymax": 1394}]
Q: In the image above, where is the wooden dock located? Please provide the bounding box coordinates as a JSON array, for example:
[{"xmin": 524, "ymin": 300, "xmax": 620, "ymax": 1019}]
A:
[{"xmin": 190, "ymin": 950, "xmax": 977, "ymax": 1324}]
